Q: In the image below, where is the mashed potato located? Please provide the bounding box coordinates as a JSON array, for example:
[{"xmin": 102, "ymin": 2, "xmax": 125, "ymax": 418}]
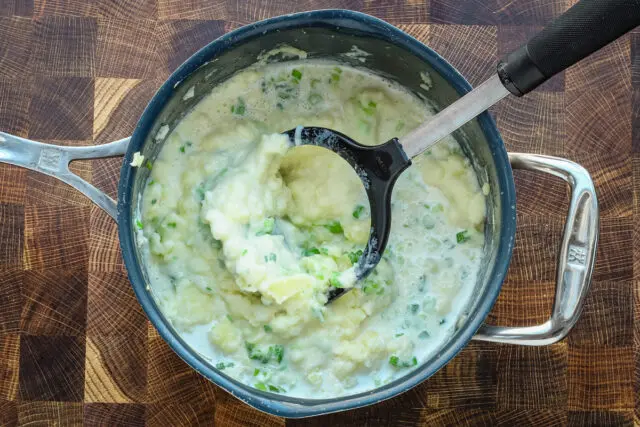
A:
[{"xmin": 137, "ymin": 61, "xmax": 486, "ymax": 397}]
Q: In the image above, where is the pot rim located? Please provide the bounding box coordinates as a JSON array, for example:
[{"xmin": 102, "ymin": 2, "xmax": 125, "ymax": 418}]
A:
[{"xmin": 117, "ymin": 9, "xmax": 516, "ymax": 418}]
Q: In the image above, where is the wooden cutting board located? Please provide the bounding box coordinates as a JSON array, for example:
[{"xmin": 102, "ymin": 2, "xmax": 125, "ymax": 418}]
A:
[{"xmin": 0, "ymin": 0, "xmax": 637, "ymax": 425}]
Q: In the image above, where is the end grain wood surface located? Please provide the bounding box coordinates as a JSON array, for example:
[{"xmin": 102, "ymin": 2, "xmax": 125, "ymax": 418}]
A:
[{"xmin": 0, "ymin": 0, "xmax": 637, "ymax": 425}]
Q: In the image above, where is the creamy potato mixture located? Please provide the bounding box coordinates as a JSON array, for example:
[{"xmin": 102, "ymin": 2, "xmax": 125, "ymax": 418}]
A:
[{"xmin": 135, "ymin": 60, "xmax": 486, "ymax": 398}]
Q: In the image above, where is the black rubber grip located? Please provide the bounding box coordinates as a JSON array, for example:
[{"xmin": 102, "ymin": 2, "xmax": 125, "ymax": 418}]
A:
[{"xmin": 498, "ymin": 0, "xmax": 640, "ymax": 96}]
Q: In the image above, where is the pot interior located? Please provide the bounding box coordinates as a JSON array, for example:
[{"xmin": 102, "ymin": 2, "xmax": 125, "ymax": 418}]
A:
[{"xmin": 123, "ymin": 12, "xmax": 513, "ymax": 416}]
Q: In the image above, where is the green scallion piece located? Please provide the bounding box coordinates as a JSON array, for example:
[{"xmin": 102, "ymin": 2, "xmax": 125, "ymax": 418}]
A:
[
  {"xmin": 324, "ymin": 221, "xmax": 343, "ymax": 234},
  {"xmin": 456, "ymin": 230, "xmax": 470, "ymax": 243},
  {"xmin": 352, "ymin": 204, "xmax": 365, "ymax": 219}
]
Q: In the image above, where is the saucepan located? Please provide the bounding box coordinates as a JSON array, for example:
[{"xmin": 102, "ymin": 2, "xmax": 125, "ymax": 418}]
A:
[{"xmin": 0, "ymin": 10, "xmax": 598, "ymax": 417}]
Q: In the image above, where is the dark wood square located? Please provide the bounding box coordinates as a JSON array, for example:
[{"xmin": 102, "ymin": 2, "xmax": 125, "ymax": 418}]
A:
[
  {"xmin": 634, "ymin": 89, "xmax": 640, "ymax": 153},
  {"xmin": 18, "ymin": 402, "xmax": 83, "ymax": 426},
  {"xmin": 33, "ymin": 0, "xmax": 97, "ymax": 17},
  {"xmin": 23, "ymin": 205, "xmax": 90, "ymax": 270},
  {"xmin": 567, "ymin": 410, "xmax": 635, "ymax": 427},
  {"xmin": 28, "ymin": 76, "xmax": 93, "ymax": 140},
  {"xmin": 0, "ymin": 269, "xmax": 23, "ymax": 333},
  {"xmin": 0, "ymin": 76, "xmax": 31, "ymax": 136},
  {"xmin": 89, "ymin": 205, "xmax": 124, "ymax": 272},
  {"xmin": 155, "ymin": 20, "xmax": 225, "ymax": 78},
  {"xmin": 564, "ymin": 151, "xmax": 632, "ymax": 220},
  {"xmin": 96, "ymin": 18, "xmax": 158, "ymax": 78},
  {"xmin": 0, "ymin": 334, "xmax": 20, "ymax": 400},
  {"xmin": 32, "ymin": 16, "xmax": 96, "ymax": 77},
  {"xmin": 427, "ymin": 25, "xmax": 497, "ymax": 87},
  {"xmin": 19, "ymin": 335, "xmax": 85, "ymax": 401},
  {"xmin": 21, "ymin": 269, "xmax": 87, "ymax": 336},
  {"xmin": 593, "ymin": 217, "xmax": 633, "ymax": 282},
  {"xmin": 158, "ymin": 0, "xmax": 228, "ymax": 20},
  {"xmin": 405, "ymin": 342, "xmax": 498, "ymax": 409},
  {"xmin": 361, "ymin": 0, "xmax": 427, "ymax": 24},
  {"xmin": 568, "ymin": 345, "xmax": 635, "ymax": 410},
  {"xmin": 0, "ymin": 17, "xmax": 33, "ymax": 78},
  {"xmin": 632, "ymin": 31, "xmax": 640, "ymax": 89},
  {"xmin": 0, "ymin": 399, "xmax": 17, "ymax": 427},
  {"xmin": 635, "ymin": 157, "xmax": 640, "ymax": 280},
  {"xmin": 0, "ymin": 204, "xmax": 23, "ymax": 268},
  {"xmin": 495, "ymin": 91, "xmax": 565, "ymax": 155},
  {"xmin": 635, "ymin": 278, "xmax": 639, "ymax": 422},
  {"xmin": 507, "ymin": 214, "xmax": 564, "ymax": 283},
  {"xmin": 493, "ymin": 410, "xmax": 567, "ymax": 426},
  {"xmin": 0, "ymin": 165, "xmax": 27, "ymax": 205},
  {"xmin": 96, "ymin": 0, "xmax": 156, "ymax": 20},
  {"xmin": 496, "ymin": 343, "xmax": 568, "ymax": 409},
  {"xmin": 512, "ymin": 169, "xmax": 569, "ymax": 220},
  {"xmin": 84, "ymin": 403, "xmax": 145, "ymax": 427},
  {"xmin": 87, "ymin": 272, "xmax": 145, "ymax": 337},
  {"xmin": 85, "ymin": 333, "xmax": 147, "ymax": 403},
  {"xmin": 497, "ymin": 26, "xmax": 564, "ymax": 92},
  {"xmin": 0, "ymin": 0, "xmax": 33, "ymax": 16},
  {"xmin": 569, "ymin": 281, "xmax": 634, "ymax": 348},
  {"xmin": 565, "ymin": 38, "xmax": 631, "ymax": 156},
  {"xmin": 430, "ymin": 0, "xmax": 500, "ymax": 25},
  {"xmin": 146, "ymin": 332, "xmax": 216, "ymax": 405}
]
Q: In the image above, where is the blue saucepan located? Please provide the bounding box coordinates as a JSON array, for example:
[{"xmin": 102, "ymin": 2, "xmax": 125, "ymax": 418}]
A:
[{"xmin": 0, "ymin": 10, "xmax": 598, "ymax": 418}]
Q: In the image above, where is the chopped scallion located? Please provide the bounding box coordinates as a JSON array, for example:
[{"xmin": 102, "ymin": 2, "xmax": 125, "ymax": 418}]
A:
[
  {"xmin": 389, "ymin": 355, "xmax": 418, "ymax": 368},
  {"xmin": 324, "ymin": 221, "xmax": 343, "ymax": 234},
  {"xmin": 456, "ymin": 230, "xmax": 470, "ymax": 243},
  {"xmin": 352, "ymin": 204, "xmax": 365, "ymax": 219}
]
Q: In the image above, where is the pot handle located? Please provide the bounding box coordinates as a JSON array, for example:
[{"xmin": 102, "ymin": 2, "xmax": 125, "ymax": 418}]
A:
[
  {"xmin": 0, "ymin": 131, "xmax": 129, "ymax": 220},
  {"xmin": 473, "ymin": 152, "xmax": 599, "ymax": 346}
]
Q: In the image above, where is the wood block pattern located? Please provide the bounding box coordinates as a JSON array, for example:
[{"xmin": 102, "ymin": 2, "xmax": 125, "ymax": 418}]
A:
[
  {"xmin": 17, "ymin": 401, "xmax": 83, "ymax": 426},
  {"xmin": 18, "ymin": 335, "xmax": 85, "ymax": 402},
  {"xmin": 0, "ymin": 204, "xmax": 24, "ymax": 267},
  {"xmin": 20, "ymin": 269, "xmax": 87, "ymax": 336},
  {"xmin": 23, "ymin": 205, "xmax": 89, "ymax": 270},
  {"xmin": 83, "ymin": 403, "xmax": 146, "ymax": 427},
  {"xmin": 0, "ymin": 270, "xmax": 23, "ymax": 334},
  {"xmin": 0, "ymin": 0, "xmax": 636, "ymax": 425},
  {"xmin": 0, "ymin": 17, "xmax": 34, "ymax": 79},
  {"xmin": 0, "ymin": 76, "xmax": 31, "ymax": 136},
  {"xmin": 0, "ymin": 334, "xmax": 20, "ymax": 401},
  {"xmin": 28, "ymin": 76, "xmax": 94, "ymax": 140},
  {"xmin": 32, "ymin": 16, "xmax": 97, "ymax": 77}
]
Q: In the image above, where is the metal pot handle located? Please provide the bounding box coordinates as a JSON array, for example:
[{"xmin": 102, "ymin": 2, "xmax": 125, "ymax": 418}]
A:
[
  {"xmin": 473, "ymin": 152, "xmax": 599, "ymax": 346},
  {"xmin": 0, "ymin": 131, "xmax": 129, "ymax": 220}
]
